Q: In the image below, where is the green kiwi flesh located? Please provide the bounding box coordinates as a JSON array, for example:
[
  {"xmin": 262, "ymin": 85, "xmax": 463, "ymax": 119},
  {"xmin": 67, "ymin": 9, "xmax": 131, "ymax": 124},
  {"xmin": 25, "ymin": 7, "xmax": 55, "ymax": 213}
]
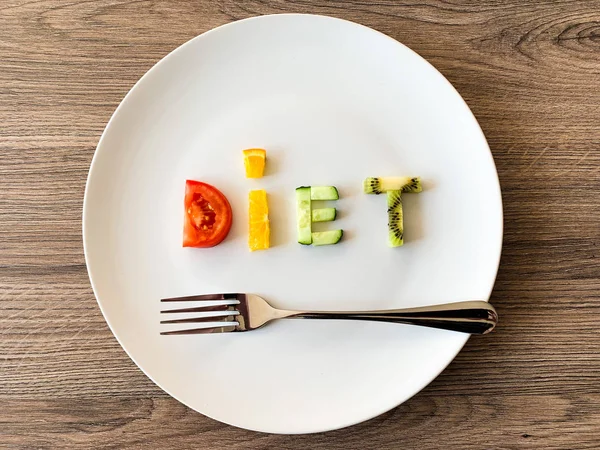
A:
[{"xmin": 387, "ymin": 190, "xmax": 404, "ymax": 247}]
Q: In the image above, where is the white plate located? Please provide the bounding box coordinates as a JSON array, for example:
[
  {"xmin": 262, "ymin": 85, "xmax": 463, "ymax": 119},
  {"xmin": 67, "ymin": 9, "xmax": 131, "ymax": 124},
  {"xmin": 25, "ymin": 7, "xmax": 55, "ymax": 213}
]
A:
[{"xmin": 83, "ymin": 14, "xmax": 502, "ymax": 434}]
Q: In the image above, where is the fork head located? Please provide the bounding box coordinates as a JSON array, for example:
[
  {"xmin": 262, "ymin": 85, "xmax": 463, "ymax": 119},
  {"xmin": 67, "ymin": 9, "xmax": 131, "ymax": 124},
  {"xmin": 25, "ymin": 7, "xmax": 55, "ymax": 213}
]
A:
[{"xmin": 160, "ymin": 293, "xmax": 274, "ymax": 335}]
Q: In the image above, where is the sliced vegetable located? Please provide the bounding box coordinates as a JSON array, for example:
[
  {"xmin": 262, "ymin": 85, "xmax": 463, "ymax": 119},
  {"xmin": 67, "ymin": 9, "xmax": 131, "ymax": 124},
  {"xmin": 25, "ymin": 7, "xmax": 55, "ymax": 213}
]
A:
[
  {"xmin": 248, "ymin": 189, "xmax": 270, "ymax": 251},
  {"xmin": 312, "ymin": 230, "xmax": 343, "ymax": 246},
  {"xmin": 297, "ymin": 185, "xmax": 342, "ymax": 246},
  {"xmin": 310, "ymin": 186, "xmax": 339, "ymax": 200},
  {"xmin": 364, "ymin": 176, "xmax": 422, "ymax": 247},
  {"xmin": 387, "ymin": 190, "xmax": 404, "ymax": 247},
  {"xmin": 312, "ymin": 207, "xmax": 337, "ymax": 222},
  {"xmin": 243, "ymin": 148, "xmax": 266, "ymax": 178},
  {"xmin": 183, "ymin": 180, "xmax": 232, "ymax": 248},
  {"xmin": 296, "ymin": 187, "xmax": 312, "ymax": 245},
  {"xmin": 363, "ymin": 177, "xmax": 422, "ymax": 194}
]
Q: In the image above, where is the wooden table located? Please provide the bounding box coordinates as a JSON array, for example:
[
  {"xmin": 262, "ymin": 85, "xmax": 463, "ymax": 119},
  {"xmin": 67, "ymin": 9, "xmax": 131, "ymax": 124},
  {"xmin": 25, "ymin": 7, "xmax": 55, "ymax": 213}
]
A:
[{"xmin": 1, "ymin": 1, "xmax": 599, "ymax": 448}]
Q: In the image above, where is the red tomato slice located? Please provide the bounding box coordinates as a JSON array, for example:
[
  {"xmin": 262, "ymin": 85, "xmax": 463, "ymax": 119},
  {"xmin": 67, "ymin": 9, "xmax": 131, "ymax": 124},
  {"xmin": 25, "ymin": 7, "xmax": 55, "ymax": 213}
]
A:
[{"xmin": 183, "ymin": 180, "xmax": 232, "ymax": 247}]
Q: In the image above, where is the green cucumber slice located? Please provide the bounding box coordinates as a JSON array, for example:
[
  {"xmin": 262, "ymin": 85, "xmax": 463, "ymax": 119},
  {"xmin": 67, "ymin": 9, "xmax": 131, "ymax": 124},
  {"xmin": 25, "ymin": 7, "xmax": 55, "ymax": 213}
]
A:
[
  {"xmin": 310, "ymin": 186, "xmax": 339, "ymax": 200},
  {"xmin": 387, "ymin": 190, "xmax": 404, "ymax": 247},
  {"xmin": 311, "ymin": 230, "xmax": 343, "ymax": 246},
  {"xmin": 312, "ymin": 207, "xmax": 337, "ymax": 222},
  {"xmin": 364, "ymin": 177, "xmax": 422, "ymax": 194},
  {"xmin": 296, "ymin": 187, "xmax": 312, "ymax": 245}
]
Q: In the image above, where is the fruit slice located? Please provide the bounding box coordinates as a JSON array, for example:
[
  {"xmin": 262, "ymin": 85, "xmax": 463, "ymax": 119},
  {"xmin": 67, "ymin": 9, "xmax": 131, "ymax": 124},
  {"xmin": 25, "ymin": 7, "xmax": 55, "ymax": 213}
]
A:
[
  {"xmin": 243, "ymin": 148, "xmax": 266, "ymax": 178},
  {"xmin": 248, "ymin": 189, "xmax": 270, "ymax": 251},
  {"xmin": 387, "ymin": 190, "xmax": 404, "ymax": 247},
  {"xmin": 364, "ymin": 177, "xmax": 422, "ymax": 194},
  {"xmin": 310, "ymin": 186, "xmax": 339, "ymax": 200},
  {"xmin": 183, "ymin": 180, "xmax": 232, "ymax": 248},
  {"xmin": 312, "ymin": 207, "xmax": 336, "ymax": 222},
  {"xmin": 296, "ymin": 187, "xmax": 312, "ymax": 245},
  {"xmin": 312, "ymin": 230, "xmax": 343, "ymax": 246}
]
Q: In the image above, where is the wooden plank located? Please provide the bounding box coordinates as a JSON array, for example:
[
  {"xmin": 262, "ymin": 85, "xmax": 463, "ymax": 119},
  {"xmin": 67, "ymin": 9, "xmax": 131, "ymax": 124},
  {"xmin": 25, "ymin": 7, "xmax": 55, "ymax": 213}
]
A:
[{"xmin": 1, "ymin": 395, "xmax": 600, "ymax": 449}]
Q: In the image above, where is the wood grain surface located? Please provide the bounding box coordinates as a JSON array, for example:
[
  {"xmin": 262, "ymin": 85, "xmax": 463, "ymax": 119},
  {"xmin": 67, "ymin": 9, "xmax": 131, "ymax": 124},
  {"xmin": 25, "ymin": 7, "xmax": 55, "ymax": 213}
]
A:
[{"xmin": 1, "ymin": 0, "xmax": 599, "ymax": 448}]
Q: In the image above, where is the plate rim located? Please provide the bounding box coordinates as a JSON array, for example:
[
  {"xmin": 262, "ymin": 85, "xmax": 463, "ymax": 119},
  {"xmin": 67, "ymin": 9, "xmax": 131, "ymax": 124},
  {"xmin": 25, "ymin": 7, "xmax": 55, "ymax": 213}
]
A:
[{"xmin": 82, "ymin": 13, "xmax": 503, "ymax": 434}]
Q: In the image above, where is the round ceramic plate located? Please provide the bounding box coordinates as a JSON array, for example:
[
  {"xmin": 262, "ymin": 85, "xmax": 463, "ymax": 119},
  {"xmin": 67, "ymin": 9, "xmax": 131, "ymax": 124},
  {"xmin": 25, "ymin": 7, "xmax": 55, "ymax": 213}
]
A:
[{"xmin": 83, "ymin": 14, "xmax": 502, "ymax": 434}]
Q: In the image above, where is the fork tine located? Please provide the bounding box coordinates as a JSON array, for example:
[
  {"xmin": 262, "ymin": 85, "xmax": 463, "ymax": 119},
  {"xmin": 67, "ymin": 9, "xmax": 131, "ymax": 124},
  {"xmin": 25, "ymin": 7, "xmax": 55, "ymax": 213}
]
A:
[
  {"xmin": 161, "ymin": 304, "xmax": 238, "ymax": 314},
  {"xmin": 161, "ymin": 313, "xmax": 238, "ymax": 325},
  {"xmin": 160, "ymin": 324, "xmax": 237, "ymax": 335},
  {"xmin": 161, "ymin": 293, "xmax": 241, "ymax": 302}
]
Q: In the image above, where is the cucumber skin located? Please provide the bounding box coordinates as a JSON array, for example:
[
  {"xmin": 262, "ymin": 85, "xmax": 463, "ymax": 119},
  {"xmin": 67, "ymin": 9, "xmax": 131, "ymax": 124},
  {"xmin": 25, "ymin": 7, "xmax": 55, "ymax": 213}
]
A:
[
  {"xmin": 311, "ymin": 230, "xmax": 343, "ymax": 246},
  {"xmin": 296, "ymin": 187, "xmax": 312, "ymax": 245}
]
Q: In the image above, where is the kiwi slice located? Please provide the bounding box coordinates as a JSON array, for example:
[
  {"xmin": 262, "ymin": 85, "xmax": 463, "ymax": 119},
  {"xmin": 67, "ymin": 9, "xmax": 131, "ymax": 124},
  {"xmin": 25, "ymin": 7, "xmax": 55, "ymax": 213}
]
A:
[
  {"xmin": 387, "ymin": 190, "xmax": 404, "ymax": 247},
  {"xmin": 364, "ymin": 177, "xmax": 422, "ymax": 195}
]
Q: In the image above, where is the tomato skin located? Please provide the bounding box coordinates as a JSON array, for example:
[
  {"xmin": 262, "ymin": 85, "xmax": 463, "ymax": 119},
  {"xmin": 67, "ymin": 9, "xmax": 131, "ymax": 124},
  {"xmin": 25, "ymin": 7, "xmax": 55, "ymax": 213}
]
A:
[{"xmin": 183, "ymin": 180, "xmax": 233, "ymax": 248}]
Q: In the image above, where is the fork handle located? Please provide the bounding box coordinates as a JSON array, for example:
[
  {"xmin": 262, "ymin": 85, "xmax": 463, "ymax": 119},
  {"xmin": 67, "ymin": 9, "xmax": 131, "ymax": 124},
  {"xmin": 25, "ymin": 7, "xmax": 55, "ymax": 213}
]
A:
[{"xmin": 289, "ymin": 301, "xmax": 497, "ymax": 335}]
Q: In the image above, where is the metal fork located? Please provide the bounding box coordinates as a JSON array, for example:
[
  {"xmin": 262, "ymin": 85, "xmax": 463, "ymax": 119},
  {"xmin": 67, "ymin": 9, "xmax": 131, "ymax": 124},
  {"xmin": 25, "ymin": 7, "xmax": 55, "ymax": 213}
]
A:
[{"xmin": 160, "ymin": 293, "xmax": 498, "ymax": 335}]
